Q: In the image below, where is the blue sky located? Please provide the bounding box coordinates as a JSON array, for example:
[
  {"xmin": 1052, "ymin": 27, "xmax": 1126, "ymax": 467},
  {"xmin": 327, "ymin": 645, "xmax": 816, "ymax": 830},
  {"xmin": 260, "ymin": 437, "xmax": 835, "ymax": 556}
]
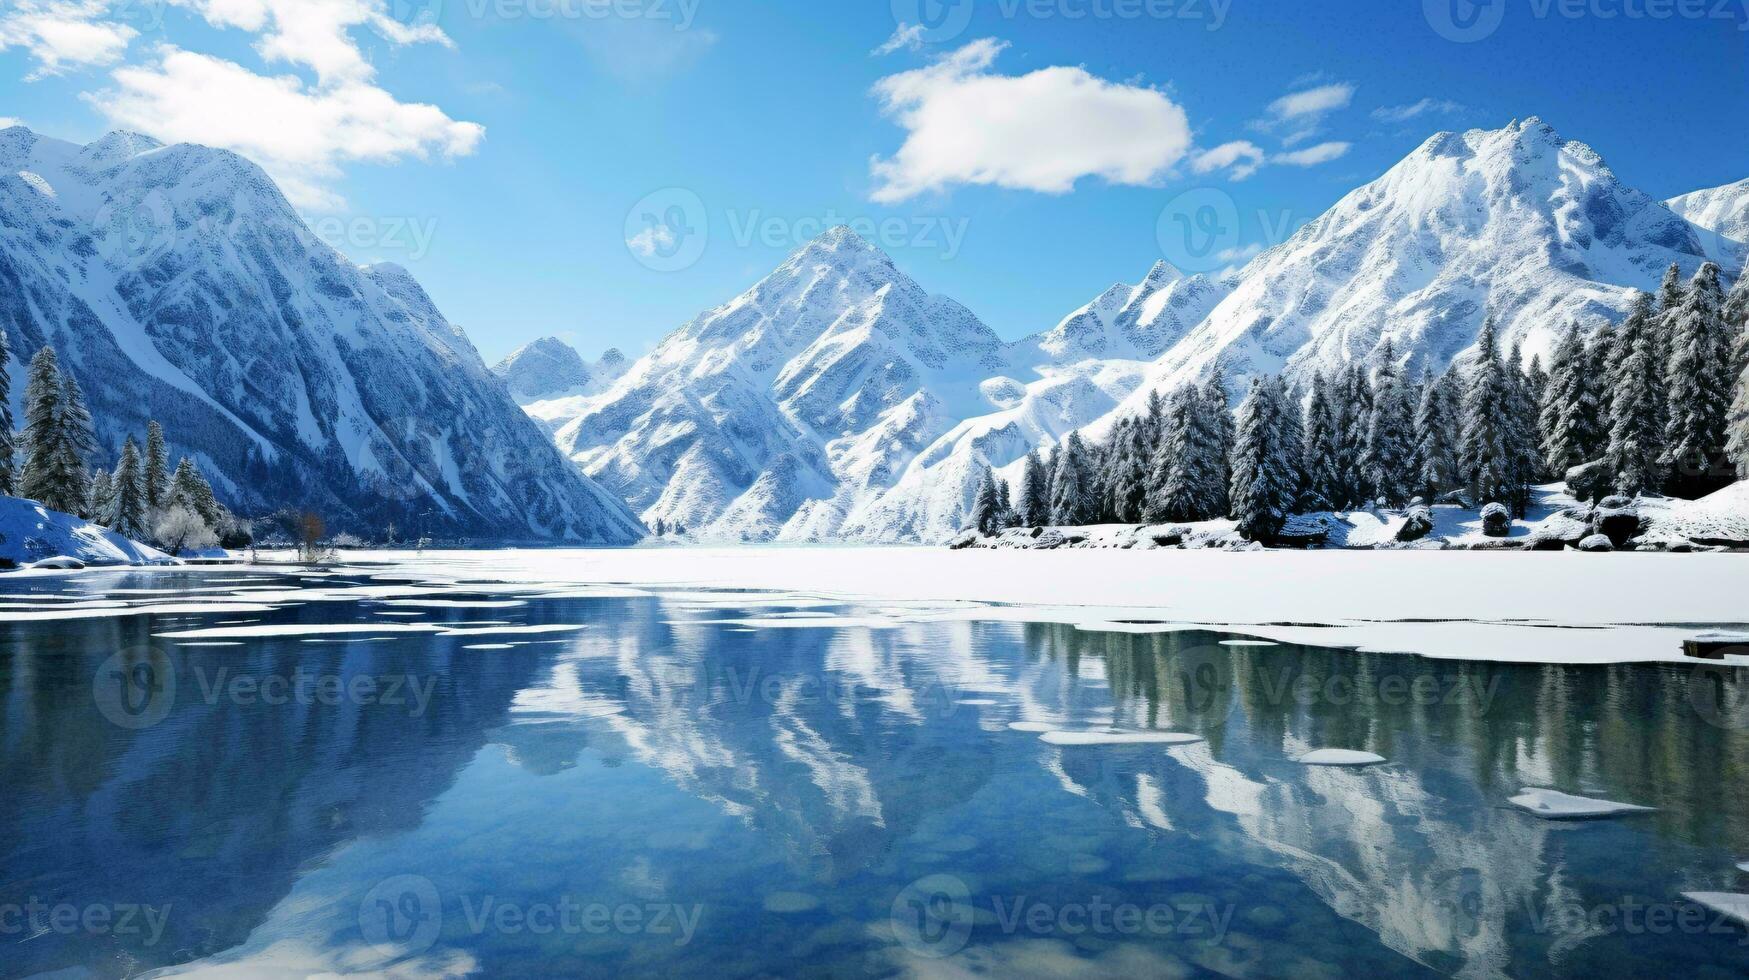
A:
[{"xmin": 2, "ymin": 0, "xmax": 1745, "ymax": 362}]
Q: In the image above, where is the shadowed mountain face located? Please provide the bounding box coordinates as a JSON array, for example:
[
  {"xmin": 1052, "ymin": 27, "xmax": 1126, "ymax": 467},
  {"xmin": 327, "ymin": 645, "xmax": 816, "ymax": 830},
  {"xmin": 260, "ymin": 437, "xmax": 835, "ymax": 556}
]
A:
[{"xmin": 0, "ymin": 127, "xmax": 642, "ymax": 544}]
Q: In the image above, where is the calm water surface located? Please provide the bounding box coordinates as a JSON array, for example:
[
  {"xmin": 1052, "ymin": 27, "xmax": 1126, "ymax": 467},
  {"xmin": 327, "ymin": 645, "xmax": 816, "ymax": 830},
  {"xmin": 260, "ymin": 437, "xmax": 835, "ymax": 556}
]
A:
[{"xmin": 3, "ymin": 566, "xmax": 1749, "ymax": 978}]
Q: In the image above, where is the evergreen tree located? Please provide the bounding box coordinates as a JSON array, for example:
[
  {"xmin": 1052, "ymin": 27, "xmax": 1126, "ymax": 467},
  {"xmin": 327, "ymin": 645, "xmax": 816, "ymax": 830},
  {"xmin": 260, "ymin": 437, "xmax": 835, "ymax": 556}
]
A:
[
  {"xmin": 1048, "ymin": 432, "xmax": 1094, "ymax": 526},
  {"xmin": 1202, "ymin": 366, "xmax": 1234, "ymax": 518},
  {"xmin": 1109, "ymin": 418, "xmax": 1151, "ymax": 523},
  {"xmin": 1141, "ymin": 388, "xmax": 1167, "ymax": 449},
  {"xmin": 144, "ymin": 420, "xmax": 170, "ymax": 511},
  {"xmin": 1363, "ymin": 340, "xmax": 1415, "ymax": 507},
  {"xmin": 108, "ymin": 437, "xmax": 148, "ymax": 539},
  {"xmin": 1301, "ymin": 372, "xmax": 1341, "ymax": 511},
  {"xmin": 18, "ymin": 347, "xmax": 89, "ymax": 514},
  {"xmin": 1412, "ymin": 366, "xmax": 1461, "ymax": 500},
  {"xmin": 1460, "ymin": 318, "xmax": 1522, "ymax": 512},
  {"xmin": 1651, "ymin": 261, "xmax": 1685, "ymax": 436},
  {"xmin": 0, "ymin": 329, "xmax": 12, "ymax": 494},
  {"xmin": 1539, "ymin": 328, "xmax": 1603, "ymax": 477},
  {"xmin": 169, "ymin": 457, "xmax": 222, "ymax": 528},
  {"xmin": 1660, "ymin": 262, "xmax": 1733, "ymax": 497},
  {"xmin": 1504, "ymin": 340, "xmax": 1542, "ymax": 514},
  {"xmin": 1606, "ymin": 293, "xmax": 1666, "ymax": 496},
  {"xmin": 1229, "ymin": 377, "xmax": 1298, "ymax": 542},
  {"xmin": 1148, "ymin": 384, "xmax": 1222, "ymax": 522},
  {"xmin": 88, "ymin": 468, "xmax": 115, "ymax": 521},
  {"xmin": 1018, "ymin": 450, "xmax": 1050, "ymax": 527},
  {"xmin": 57, "ymin": 372, "xmax": 94, "ymax": 515},
  {"xmin": 1336, "ymin": 362, "xmax": 1374, "ymax": 508},
  {"xmin": 969, "ymin": 464, "xmax": 1003, "ymax": 535},
  {"xmin": 996, "ymin": 478, "xmax": 1017, "ymax": 528}
]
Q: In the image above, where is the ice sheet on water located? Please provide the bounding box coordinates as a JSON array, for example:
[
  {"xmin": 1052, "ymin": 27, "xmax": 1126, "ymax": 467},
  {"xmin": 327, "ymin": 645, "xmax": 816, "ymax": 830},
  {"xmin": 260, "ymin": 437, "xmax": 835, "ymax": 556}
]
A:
[
  {"xmin": 378, "ymin": 599, "xmax": 529, "ymax": 609},
  {"xmin": 0, "ymin": 602, "xmax": 278, "ymax": 622},
  {"xmin": 1507, "ymin": 787, "xmax": 1655, "ymax": 819},
  {"xmin": 1681, "ymin": 892, "xmax": 1749, "ymax": 927},
  {"xmin": 1297, "ymin": 749, "xmax": 1386, "ymax": 766},
  {"xmin": 1038, "ymin": 730, "xmax": 1204, "ymax": 746},
  {"xmin": 437, "ymin": 625, "xmax": 587, "ymax": 637},
  {"xmin": 154, "ymin": 623, "xmax": 445, "ymax": 640}
]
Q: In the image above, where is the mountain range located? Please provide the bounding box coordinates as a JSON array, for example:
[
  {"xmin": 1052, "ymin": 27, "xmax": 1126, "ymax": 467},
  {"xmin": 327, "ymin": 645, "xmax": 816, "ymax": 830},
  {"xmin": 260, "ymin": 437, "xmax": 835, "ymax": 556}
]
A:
[
  {"xmin": 2, "ymin": 119, "xmax": 1741, "ymax": 545},
  {"xmin": 0, "ymin": 126, "xmax": 643, "ymax": 543},
  {"xmin": 525, "ymin": 118, "xmax": 1745, "ymax": 543}
]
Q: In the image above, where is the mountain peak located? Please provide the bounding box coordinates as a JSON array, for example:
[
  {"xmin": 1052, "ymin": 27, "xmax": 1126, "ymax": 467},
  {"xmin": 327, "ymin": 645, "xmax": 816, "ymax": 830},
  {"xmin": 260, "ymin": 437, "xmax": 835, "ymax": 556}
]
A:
[
  {"xmin": 494, "ymin": 336, "xmax": 591, "ymax": 402},
  {"xmin": 82, "ymin": 130, "xmax": 165, "ymax": 164},
  {"xmin": 1140, "ymin": 259, "xmax": 1184, "ymax": 290}
]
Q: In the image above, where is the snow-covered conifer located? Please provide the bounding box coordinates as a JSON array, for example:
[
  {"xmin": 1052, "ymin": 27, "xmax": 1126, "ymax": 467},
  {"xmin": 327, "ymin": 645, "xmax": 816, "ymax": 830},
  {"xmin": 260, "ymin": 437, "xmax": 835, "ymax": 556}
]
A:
[
  {"xmin": 1539, "ymin": 328, "xmax": 1602, "ymax": 476},
  {"xmin": 1148, "ymin": 384, "xmax": 1222, "ymax": 522},
  {"xmin": 1049, "ymin": 432, "xmax": 1094, "ymax": 526},
  {"xmin": 1661, "ymin": 262, "xmax": 1733, "ymax": 497},
  {"xmin": 109, "ymin": 437, "xmax": 148, "ymax": 539},
  {"xmin": 19, "ymin": 347, "xmax": 90, "ymax": 514},
  {"xmin": 1203, "ymin": 366, "xmax": 1234, "ymax": 517},
  {"xmin": 144, "ymin": 421, "xmax": 169, "ymax": 511},
  {"xmin": 1503, "ymin": 341, "xmax": 1541, "ymax": 513},
  {"xmin": 1336, "ymin": 362, "xmax": 1374, "ymax": 508},
  {"xmin": 1606, "ymin": 293, "xmax": 1665, "ymax": 496},
  {"xmin": 969, "ymin": 464, "xmax": 1003, "ymax": 534},
  {"xmin": 1019, "ymin": 450, "xmax": 1050, "ymax": 526},
  {"xmin": 1301, "ymin": 372, "xmax": 1341, "ymax": 511},
  {"xmin": 1229, "ymin": 377, "xmax": 1298, "ymax": 542},
  {"xmin": 170, "ymin": 457, "xmax": 222, "ymax": 528},
  {"xmin": 1109, "ymin": 419, "xmax": 1151, "ymax": 523},
  {"xmin": 1363, "ymin": 340, "xmax": 1415, "ymax": 507},
  {"xmin": 0, "ymin": 330, "xmax": 12, "ymax": 494},
  {"xmin": 1412, "ymin": 367, "xmax": 1461, "ymax": 500},
  {"xmin": 1460, "ymin": 318, "xmax": 1522, "ymax": 512}
]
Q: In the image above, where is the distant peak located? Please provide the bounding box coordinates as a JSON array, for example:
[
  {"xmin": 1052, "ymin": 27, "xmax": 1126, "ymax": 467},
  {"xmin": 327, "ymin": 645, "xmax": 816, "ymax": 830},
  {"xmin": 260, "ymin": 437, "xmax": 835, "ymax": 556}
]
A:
[
  {"xmin": 1141, "ymin": 259, "xmax": 1184, "ymax": 288},
  {"xmin": 598, "ymin": 347, "xmax": 627, "ymax": 367},
  {"xmin": 81, "ymin": 130, "xmax": 165, "ymax": 164}
]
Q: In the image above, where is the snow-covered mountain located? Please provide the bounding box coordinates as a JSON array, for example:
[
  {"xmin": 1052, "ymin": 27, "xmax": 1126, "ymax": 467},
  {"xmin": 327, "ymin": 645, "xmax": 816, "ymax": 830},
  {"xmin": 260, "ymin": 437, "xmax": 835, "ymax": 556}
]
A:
[
  {"xmin": 1127, "ymin": 117, "xmax": 1740, "ymax": 402},
  {"xmin": 552, "ymin": 227, "xmax": 1034, "ymax": 540},
  {"xmin": 1668, "ymin": 177, "xmax": 1749, "ymax": 247},
  {"xmin": 0, "ymin": 127, "xmax": 643, "ymax": 543},
  {"xmin": 493, "ymin": 337, "xmax": 629, "ymax": 404},
  {"xmin": 518, "ymin": 118, "xmax": 1739, "ymax": 544}
]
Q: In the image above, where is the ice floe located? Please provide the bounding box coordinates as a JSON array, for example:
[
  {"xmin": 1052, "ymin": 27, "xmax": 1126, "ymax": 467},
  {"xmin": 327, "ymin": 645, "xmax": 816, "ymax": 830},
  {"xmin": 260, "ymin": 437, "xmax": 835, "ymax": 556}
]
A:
[
  {"xmin": 1296, "ymin": 749, "xmax": 1386, "ymax": 766},
  {"xmin": 1507, "ymin": 788, "xmax": 1656, "ymax": 819},
  {"xmin": 1038, "ymin": 730, "xmax": 1204, "ymax": 746},
  {"xmin": 154, "ymin": 623, "xmax": 446, "ymax": 640},
  {"xmin": 1681, "ymin": 892, "xmax": 1749, "ymax": 927}
]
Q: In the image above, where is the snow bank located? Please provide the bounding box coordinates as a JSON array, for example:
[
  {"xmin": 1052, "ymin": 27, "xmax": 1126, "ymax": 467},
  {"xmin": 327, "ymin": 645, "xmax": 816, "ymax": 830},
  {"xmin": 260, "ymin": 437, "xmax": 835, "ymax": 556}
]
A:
[
  {"xmin": 1507, "ymin": 788, "xmax": 1656, "ymax": 819},
  {"xmin": 0, "ymin": 496, "xmax": 174, "ymax": 569},
  {"xmin": 1296, "ymin": 749, "xmax": 1386, "ymax": 767}
]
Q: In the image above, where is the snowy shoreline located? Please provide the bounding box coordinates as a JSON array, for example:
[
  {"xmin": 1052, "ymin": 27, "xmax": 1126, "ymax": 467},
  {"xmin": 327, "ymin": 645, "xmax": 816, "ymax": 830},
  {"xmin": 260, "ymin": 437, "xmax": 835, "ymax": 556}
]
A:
[{"xmin": 328, "ymin": 546, "xmax": 1749, "ymax": 667}]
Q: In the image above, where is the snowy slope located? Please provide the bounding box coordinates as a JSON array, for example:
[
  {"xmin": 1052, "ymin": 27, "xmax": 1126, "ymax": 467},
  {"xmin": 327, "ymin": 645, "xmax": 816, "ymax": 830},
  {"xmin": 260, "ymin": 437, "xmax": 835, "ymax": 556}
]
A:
[
  {"xmin": 1128, "ymin": 118, "xmax": 1741, "ymax": 402},
  {"xmin": 0, "ymin": 127, "xmax": 642, "ymax": 544},
  {"xmin": 552, "ymin": 227, "xmax": 1023, "ymax": 540},
  {"xmin": 0, "ymin": 496, "xmax": 173, "ymax": 567},
  {"xmin": 1034, "ymin": 260, "xmax": 1230, "ymax": 362},
  {"xmin": 1668, "ymin": 177, "xmax": 1749, "ymax": 247}
]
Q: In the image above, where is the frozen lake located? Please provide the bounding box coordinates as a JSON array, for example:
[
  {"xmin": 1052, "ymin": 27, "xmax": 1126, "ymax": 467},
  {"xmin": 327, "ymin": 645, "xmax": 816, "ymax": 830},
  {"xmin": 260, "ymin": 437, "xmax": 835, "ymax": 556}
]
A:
[{"xmin": 4, "ymin": 561, "xmax": 1749, "ymax": 977}]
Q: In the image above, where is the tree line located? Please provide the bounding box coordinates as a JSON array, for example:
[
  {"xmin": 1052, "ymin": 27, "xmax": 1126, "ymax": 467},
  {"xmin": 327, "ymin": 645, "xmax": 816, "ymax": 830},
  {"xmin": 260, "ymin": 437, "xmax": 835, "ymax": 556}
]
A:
[
  {"xmin": 971, "ymin": 262, "xmax": 1749, "ymax": 543},
  {"xmin": 1, "ymin": 338, "xmax": 249, "ymax": 554}
]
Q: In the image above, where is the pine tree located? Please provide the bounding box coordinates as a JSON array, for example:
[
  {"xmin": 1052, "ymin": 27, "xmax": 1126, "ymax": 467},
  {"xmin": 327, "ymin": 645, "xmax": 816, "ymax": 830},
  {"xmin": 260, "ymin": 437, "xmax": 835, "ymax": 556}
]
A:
[
  {"xmin": 1203, "ymin": 366, "xmax": 1234, "ymax": 518},
  {"xmin": 1109, "ymin": 418, "xmax": 1151, "ymax": 523},
  {"xmin": 1651, "ymin": 262, "xmax": 1685, "ymax": 437},
  {"xmin": 1049, "ymin": 432, "xmax": 1094, "ymax": 526},
  {"xmin": 1661, "ymin": 262, "xmax": 1733, "ymax": 498},
  {"xmin": 1148, "ymin": 384, "xmax": 1222, "ymax": 522},
  {"xmin": 1019, "ymin": 450, "xmax": 1050, "ymax": 527},
  {"xmin": 144, "ymin": 421, "xmax": 169, "ymax": 512},
  {"xmin": 169, "ymin": 457, "xmax": 222, "ymax": 527},
  {"xmin": 1606, "ymin": 293, "xmax": 1666, "ymax": 496},
  {"xmin": 88, "ymin": 468, "xmax": 115, "ymax": 521},
  {"xmin": 996, "ymin": 478, "xmax": 1017, "ymax": 528},
  {"xmin": 108, "ymin": 437, "xmax": 148, "ymax": 539},
  {"xmin": 1539, "ymin": 328, "xmax": 1603, "ymax": 477},
  {"xmin": 969, "ymin": 464, "xmax": 1003, "ymax": 535},
  {"xmin": 1363, "ymin": 340, "xmax": 1415, "ymax": 507},
  {"xmin": 0, "ymin": 329, "xmax": 12, "ymax": 495},
  {"xmin": 1301, "ymin": 372, "xmax": 1341, "ymax": 511},
  {"xmin": 1141, "ymin": 388, "xmax": 1167, "ymax": 449},
  {"xmin": 1504, "ymin": 341, "xmax": 1542, "ymax": 514},
  {"xmin": 18, "ymin": 347, "xmax": 89, "ymax": 514},
  {"xmin": 1412, "ymin": 366, "xmax": 1461, "ymax": 501},
  {"xmin": 1229, "ymin": 377, "xmax": 1298, "ymax": 542},
  {"xmin": 1460, "ymin": 318, "xmax": 1521, "ymax": 511},
  {"xmin": 1336, "ymin": 362, "xmax": 1374, "ymax": 508},
  {"xmin": 57, "ymin": 372, "xmax": 94, "ymax": 516}
]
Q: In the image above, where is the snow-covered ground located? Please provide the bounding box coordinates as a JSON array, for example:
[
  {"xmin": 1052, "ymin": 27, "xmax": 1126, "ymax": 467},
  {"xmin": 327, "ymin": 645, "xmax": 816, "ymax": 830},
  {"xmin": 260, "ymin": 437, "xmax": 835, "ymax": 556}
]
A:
[
  {"xmin": 0, "ymin": 496, "xmax": 172, "ymax": 567},
  {"xmin": 321, "ymin": 544, "xmax": 1749, "ymax": 666}
]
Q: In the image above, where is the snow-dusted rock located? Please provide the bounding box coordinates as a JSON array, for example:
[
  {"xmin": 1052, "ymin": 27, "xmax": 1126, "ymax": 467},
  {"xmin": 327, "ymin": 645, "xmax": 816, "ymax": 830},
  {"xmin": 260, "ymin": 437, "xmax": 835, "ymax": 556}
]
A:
[
  {"xmin": 1481, "ymin": 503, "xmax": 1513, "ymax": 537},
  {"xmin": 1507, "ymin": 787, "xmax": 1655, "ymax": 819},
  {"xmin": 0, "ymin": 127, "xmax": 642, "ymax": 544},
  {"xmin": 1296, "ymin": 749, "xmax": 1386, "ymax": 767},
  {"xmin": 1577, "ymin": 534, "xmax": 1614, "ymax": 553}
]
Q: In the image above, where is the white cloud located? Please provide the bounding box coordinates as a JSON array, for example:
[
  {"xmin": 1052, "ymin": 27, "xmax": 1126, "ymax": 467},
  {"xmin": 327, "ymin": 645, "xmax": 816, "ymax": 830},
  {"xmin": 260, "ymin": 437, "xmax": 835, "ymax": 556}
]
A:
[
  {"xmin": 1191, "ymin": 140, "xmax": 1264, "ymax": 181},
  {"xmin": 0, "ymin": 117, "xmax": 22, "ymax": 128},
  {"xmin": 91, "ymin": 46, "xmax": 483, "ymax": 209},
  {"xmin": 1371, "ymin": 98, "xmax": 1467, "ymax": 124},
  {"xmin": 1273, "ymin": 141, "xmax": 1351, "ymax": 167},
  {"xmin": 626, "ymin": 223, "xmax": 675, "ymax": 257},
  {"xmin": 869, "ymin": 39, "xmax": 1193, "ymax": 202},
  {"xmin": 168, "ymin": 0, "xmax": 452, "ymax": 85},
  {"xmin": 1266, "ymin": 83, "xmax": 1355, "ymax": 120},
  {"xmin": 1254, "ymin": 81, "xmax": 1354, "ymax": 147},
  {"xmin": 873, "ymin": 23, "xmax": 927, "ymax": 56},
  {"xmin": 0, "ymin": 0, "xmax": 137, "ymax": 80}
]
